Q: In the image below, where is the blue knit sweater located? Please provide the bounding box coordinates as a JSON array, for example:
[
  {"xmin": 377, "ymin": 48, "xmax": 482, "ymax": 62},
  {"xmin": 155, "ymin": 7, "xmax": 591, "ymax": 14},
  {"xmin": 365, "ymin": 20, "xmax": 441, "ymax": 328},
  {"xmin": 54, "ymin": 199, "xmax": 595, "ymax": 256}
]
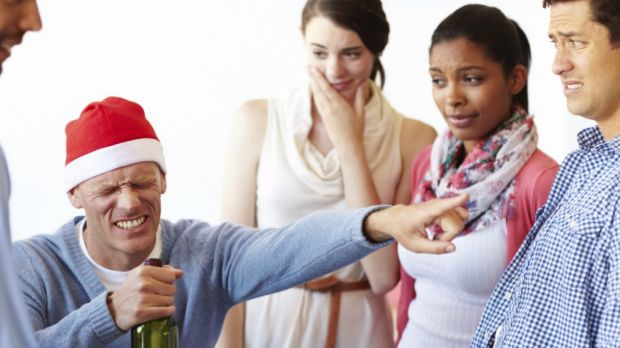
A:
[{"xmin": 13, "ymin": 207, "xmax": 388, "ymax": 347}]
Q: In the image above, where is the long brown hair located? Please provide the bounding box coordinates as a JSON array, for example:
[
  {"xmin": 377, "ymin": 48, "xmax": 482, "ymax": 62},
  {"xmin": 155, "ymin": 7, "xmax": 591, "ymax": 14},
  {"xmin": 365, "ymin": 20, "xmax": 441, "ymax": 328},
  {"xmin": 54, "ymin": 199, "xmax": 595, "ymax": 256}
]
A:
[{"xmin": 301, "ymin": 0, "xmax": 390, "ymax": 88}]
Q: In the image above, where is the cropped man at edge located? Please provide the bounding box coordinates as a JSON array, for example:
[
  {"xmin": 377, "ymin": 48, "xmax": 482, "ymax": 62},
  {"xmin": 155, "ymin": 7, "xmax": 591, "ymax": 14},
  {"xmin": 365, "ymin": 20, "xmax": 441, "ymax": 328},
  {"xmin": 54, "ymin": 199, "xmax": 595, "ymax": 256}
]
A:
[{"xmin": 0, "ymin": 1, "xmax": 42, "ymax": 347}]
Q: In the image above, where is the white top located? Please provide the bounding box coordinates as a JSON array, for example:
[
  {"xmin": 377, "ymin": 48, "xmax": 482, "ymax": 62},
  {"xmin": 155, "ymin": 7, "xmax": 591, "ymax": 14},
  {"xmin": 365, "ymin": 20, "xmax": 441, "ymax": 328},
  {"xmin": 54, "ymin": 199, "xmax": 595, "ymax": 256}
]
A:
[
  {"xmin": 0, "ymin": 146, "xmax": 37, "ymax": 348},
  {"xmin": 245, "ymin": 83, "xmax": 403, "ymax": 348},
  {"xmin": 76, "ymin": 218, "xmax": 162, "ymax": 291},
  {"xmin": 398, "ymin": 220, "xmax": 507, "ymax": 348}
]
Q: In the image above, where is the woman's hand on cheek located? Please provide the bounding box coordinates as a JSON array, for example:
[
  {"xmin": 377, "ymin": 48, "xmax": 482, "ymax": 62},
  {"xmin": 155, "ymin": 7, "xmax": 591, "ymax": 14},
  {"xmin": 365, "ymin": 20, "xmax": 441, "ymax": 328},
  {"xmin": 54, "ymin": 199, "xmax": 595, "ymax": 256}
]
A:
[{"xmin": 307, "ymin": 66, "xmax": 366, "ymax": 151}]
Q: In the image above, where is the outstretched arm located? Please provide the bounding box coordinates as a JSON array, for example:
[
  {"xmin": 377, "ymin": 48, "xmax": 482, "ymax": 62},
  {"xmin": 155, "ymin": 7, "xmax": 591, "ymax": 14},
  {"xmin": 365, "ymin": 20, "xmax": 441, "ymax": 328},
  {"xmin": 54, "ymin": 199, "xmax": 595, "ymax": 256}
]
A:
[{"xmin": 215, "ymin": 195, "xmax": 469, "ymax": 306}]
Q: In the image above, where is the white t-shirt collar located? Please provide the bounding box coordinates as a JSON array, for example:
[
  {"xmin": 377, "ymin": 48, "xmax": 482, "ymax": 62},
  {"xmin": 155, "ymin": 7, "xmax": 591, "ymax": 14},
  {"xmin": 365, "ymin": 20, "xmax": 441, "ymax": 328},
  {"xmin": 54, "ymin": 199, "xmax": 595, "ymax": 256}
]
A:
[{"xmin": 76, "ymin": 217, "xmax": 162, "ymax": 291}]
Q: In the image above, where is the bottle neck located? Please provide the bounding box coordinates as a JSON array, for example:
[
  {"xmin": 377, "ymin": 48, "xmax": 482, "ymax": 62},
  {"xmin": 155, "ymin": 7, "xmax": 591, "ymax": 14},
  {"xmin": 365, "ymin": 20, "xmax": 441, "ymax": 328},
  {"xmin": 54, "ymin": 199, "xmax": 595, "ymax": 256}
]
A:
[{"xmin": 143, "ymin": 258, "xmax": 163, "ymax": 267}]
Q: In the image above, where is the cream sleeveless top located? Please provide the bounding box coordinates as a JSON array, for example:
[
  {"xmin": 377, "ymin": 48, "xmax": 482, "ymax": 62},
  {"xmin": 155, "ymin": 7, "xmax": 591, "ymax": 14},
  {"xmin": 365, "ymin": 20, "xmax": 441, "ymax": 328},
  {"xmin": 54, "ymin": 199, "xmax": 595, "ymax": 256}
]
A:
[{"xmin": 244, "ymin": 82, "xmax": 403, "ymax": 348}]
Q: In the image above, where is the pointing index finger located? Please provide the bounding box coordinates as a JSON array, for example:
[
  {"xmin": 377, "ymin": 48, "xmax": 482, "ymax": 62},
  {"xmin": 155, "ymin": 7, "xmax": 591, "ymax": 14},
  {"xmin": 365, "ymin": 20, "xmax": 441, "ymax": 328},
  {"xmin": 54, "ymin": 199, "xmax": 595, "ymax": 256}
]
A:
[{"xmin": 422, "ymin": 194, "xmax": 469, "ymax": 223}]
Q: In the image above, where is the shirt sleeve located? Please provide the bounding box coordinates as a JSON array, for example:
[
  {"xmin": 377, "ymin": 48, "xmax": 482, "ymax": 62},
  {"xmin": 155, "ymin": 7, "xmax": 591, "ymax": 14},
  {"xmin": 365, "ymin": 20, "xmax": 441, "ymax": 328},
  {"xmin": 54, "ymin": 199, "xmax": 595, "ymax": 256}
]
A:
[
  {"xmin": 187, "ymin": 206, "xmax": 391, "ymax": 305},
  {"xmin": 0, "ymin": 146, "xmax": 38, "ymax": 348},
  {"xmin": 13, "ymin": 243, "xmax": 124, "ymax": 347},
  {"xmin": 599, "ymin": 214, "xmax": 620, "ymax": 345}
]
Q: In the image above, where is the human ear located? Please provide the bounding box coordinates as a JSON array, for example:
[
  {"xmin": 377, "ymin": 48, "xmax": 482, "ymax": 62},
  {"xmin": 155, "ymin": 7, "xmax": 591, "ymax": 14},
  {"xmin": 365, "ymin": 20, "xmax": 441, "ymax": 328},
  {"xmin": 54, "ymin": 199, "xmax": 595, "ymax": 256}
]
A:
[
  {"xmin": 509, "ymin": 64, "xmax": 528, "ymax": 95},
  {"xmin": 67, "ymin": 188, "xmax": 84, "ymax": 209},
  {"xmin": 160, "ymin": 172, "xmax": 167, "ymax": 194}
]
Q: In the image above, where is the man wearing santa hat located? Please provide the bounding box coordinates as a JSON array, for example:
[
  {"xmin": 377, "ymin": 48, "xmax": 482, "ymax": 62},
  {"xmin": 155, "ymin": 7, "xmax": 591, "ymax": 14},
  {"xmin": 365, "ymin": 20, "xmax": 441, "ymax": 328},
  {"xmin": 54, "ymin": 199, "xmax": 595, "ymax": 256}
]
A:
[
  {"xmin": 12, "ymin": 96, "xmax": 466, "ymax": 347},
  {"xmin": 0, "ymin": 1, "xmax": 42, "ymax": 347}
]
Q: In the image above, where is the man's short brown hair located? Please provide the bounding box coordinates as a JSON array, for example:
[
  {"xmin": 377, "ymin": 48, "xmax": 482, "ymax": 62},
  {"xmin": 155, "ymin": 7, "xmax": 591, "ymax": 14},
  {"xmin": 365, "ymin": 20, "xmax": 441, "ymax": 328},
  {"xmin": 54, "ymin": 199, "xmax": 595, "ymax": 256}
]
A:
[{"xmin": 543, "ymin": 0, "xmax": 620, "ymax": 47}]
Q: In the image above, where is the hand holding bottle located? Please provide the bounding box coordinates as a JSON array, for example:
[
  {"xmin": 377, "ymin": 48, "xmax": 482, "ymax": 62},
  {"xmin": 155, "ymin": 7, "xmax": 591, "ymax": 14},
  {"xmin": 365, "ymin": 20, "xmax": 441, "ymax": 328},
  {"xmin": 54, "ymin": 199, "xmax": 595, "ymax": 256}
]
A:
[{"xmin": 106, "ymin": 262, "xmax": 183, "ymax": 331}]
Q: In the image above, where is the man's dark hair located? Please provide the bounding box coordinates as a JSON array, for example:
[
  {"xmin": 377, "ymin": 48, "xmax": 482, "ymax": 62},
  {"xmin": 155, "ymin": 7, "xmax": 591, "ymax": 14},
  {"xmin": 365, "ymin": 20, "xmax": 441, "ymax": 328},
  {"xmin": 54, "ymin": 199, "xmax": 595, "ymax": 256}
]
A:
[{"xmin": 543, "ymin": 0, "xmax": 620, "ymax": 47}]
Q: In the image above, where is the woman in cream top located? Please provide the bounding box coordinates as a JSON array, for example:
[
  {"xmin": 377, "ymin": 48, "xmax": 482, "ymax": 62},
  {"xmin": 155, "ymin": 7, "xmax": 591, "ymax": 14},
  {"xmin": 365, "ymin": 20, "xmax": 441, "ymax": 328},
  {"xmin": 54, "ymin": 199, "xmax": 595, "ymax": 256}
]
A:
[{"xmin": 217, "ymin": 0, "xmax": 435, "ymax": 347}]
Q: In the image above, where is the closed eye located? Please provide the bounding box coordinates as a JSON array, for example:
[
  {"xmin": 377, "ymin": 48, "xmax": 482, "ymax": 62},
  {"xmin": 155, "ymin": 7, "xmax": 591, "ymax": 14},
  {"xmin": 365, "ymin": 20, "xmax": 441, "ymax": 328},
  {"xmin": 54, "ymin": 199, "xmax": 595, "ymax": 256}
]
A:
[
  {"xmin": 94, "ymin": 187, "xmax": 117, "ymax": 197},
  {"xmin": 132, "ymin": 180, "xmax": 156, "ymax": 190}
]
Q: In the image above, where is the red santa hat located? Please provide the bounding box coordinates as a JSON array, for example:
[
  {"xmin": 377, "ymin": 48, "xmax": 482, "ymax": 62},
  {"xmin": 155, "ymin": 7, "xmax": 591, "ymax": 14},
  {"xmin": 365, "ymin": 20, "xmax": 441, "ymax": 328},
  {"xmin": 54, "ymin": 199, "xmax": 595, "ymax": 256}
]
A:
[{"xmin": 63, "ymin": 96, "xmax": 166, "ymax": 192}]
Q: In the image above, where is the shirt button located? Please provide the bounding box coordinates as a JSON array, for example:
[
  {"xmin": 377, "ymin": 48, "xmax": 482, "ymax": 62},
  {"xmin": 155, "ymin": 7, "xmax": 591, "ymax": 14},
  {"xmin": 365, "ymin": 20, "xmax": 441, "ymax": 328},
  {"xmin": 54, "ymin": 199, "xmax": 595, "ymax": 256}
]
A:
[
  {"xmin": 503, "ymin": 291, "xmax": 512, "ymax": 301},
  {"xmin": 569, "ymin": 219, "xmax": 578, "ymax": 229}
]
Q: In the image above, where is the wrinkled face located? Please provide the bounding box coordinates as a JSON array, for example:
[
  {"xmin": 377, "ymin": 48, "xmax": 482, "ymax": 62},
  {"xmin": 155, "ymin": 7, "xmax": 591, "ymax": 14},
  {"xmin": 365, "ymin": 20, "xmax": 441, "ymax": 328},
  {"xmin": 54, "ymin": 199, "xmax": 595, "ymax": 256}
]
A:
[
  {"xmin": 68, "ymin": 162, "xmax": 166, "ymax": 270},
  {"xmin": 549, "ymin": 0, "xmax": 620, "ymax": 137},
  {"xmin": 430, "ymin": 38, "xmax": 523, "ymax": 150},
  {"xmin": 0, "ymin": 0, "xmax": 42, "ymax": 74},
  {"xmin": 304, "ymin": 16, "xmax": 375, "ymax": 104}
]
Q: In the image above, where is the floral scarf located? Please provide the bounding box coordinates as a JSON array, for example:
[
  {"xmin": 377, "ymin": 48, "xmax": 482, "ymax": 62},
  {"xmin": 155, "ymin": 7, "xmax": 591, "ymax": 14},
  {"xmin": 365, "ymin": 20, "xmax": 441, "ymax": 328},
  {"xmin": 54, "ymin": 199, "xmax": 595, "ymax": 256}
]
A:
[{"xmin": 414, "ymin": 107, "xmax": 538, "ymax": 235}]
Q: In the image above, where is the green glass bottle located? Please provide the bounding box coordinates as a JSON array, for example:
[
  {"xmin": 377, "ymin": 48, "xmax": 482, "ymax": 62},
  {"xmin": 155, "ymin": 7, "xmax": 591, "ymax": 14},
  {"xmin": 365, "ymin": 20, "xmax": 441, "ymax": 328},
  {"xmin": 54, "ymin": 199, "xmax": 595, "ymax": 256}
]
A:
[{"xmin": 131, "ymin": 258, "xmax": 179, "ymax": 348}]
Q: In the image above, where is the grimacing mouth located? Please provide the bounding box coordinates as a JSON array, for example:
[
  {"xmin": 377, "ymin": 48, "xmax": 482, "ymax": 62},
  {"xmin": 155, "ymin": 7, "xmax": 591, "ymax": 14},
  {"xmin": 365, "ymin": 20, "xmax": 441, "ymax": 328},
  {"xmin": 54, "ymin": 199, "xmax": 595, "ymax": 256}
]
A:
[{"xmin": 114, "ymin": 216, "xmax": 147, "ymax": 230}]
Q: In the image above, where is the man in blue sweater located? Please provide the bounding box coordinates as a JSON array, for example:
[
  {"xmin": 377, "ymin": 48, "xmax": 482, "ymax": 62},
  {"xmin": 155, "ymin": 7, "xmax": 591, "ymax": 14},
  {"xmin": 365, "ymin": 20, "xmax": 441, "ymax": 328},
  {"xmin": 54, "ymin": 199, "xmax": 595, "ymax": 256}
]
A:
[
  {"xmin": 0, "ymin": 1, "xmax": 42, "ymax": 347},
  {"xmin": 14, "ymin": 96, "xmax": 467, "ymax": 347}
]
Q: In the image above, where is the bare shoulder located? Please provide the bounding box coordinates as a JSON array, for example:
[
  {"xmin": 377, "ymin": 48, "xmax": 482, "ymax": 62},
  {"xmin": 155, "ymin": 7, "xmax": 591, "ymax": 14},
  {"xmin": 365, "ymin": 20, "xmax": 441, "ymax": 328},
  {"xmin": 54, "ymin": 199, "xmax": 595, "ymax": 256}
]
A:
[
  {"xmin": 390, "ymin": 117, "xmax": 436, "ymax": 204},
  {"xmin": 225, "ymin": 99, "xmax": 270, "ymax": 167},
  {"xmin": 221, "ymin": 99, "xmax": 269, "ymax": 225},
  {"xmin": 234, "ymin": 99, "xmax": 268, "ymax": 130},
  {"xmin": 232, "ymin": 99, "xmax": 269, "ymax": 147},
  {"xmin": 400, "ymin": 117, "xmax": 437, "ymax": 157}
]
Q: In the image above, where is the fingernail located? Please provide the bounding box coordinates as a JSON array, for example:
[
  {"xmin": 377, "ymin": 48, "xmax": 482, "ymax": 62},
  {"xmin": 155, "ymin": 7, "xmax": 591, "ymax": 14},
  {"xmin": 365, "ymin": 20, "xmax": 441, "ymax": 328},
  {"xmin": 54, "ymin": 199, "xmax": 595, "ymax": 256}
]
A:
[{"xmin": 446, "ymin": 244, "xmax": 455, "ymax": 252}]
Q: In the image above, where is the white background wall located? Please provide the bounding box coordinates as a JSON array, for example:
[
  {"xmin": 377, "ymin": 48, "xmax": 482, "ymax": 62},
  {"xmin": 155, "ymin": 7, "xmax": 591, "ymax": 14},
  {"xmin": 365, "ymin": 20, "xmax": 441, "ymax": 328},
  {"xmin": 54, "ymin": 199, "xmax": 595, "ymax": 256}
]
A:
[{"xmin": 1, "ymin": 0, "xmax": 593, "ymax": 240}]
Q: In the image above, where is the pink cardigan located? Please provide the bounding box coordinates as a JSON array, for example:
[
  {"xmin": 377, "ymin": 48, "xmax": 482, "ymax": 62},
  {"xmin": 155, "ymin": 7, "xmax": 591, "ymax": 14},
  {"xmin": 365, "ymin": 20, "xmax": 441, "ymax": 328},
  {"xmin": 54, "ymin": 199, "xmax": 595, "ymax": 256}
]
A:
[{"xmin": 395, "ymin": 146, "xmax": 559, "ymax": 344}]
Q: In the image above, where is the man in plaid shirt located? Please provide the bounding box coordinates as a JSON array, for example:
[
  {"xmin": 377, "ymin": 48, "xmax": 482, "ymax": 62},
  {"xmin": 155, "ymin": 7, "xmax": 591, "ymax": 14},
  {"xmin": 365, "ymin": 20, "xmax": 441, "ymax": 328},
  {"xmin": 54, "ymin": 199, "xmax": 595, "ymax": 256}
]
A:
[{"xmin": 471, "ymin": 0, "xmax": 620, "ymax": 346}]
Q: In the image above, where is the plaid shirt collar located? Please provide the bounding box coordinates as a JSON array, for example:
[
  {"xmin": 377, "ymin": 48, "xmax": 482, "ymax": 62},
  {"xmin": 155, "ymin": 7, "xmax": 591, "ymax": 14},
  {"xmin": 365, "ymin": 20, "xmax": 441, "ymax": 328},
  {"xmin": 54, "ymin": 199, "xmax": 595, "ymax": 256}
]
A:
[{"xmin": 577, "ymin": 125, "xmax": 620, "ymax": 153}]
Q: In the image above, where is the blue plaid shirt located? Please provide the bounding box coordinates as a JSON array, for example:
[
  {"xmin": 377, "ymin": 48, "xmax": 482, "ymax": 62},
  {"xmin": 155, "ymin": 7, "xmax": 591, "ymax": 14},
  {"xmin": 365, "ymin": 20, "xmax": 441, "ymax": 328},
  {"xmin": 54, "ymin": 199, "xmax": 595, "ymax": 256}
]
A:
[{"xmin": 472, "ymin": 126, "xmax": 620, "ymax": 347}]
